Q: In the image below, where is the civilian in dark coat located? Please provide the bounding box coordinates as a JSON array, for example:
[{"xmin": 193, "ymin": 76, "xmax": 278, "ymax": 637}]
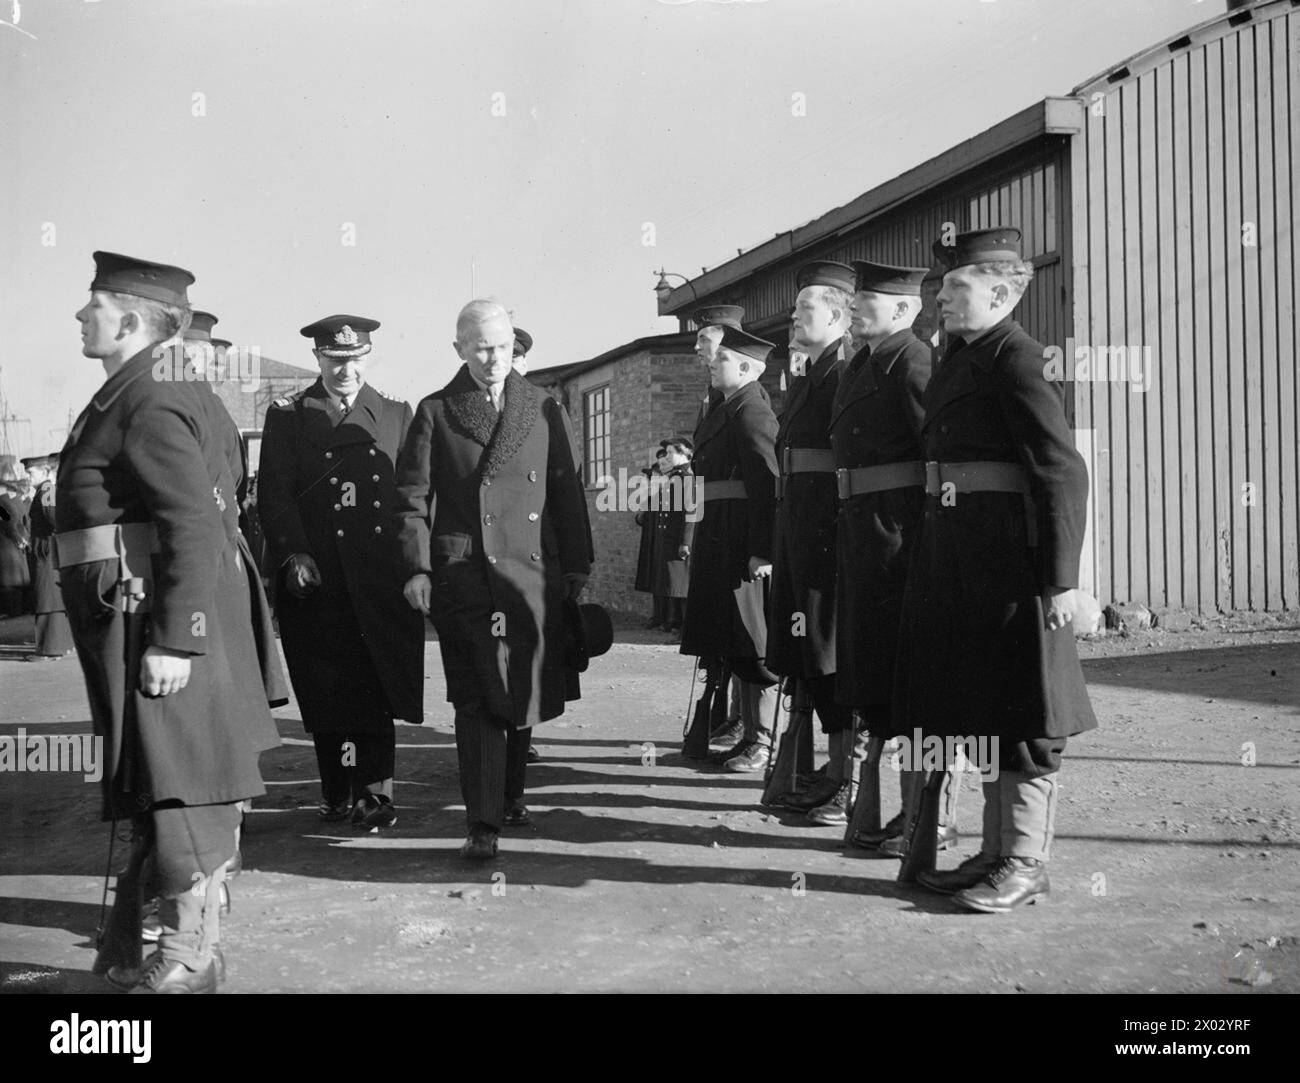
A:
[
  {"xmin": 396, "ymin": 301, "xmax": 591, "ymax": 859},
  {"xmin": 679, "ymin": 326, "xmax": 780, "ymax": 773},
  {"xmin": 894, "ymin": 229, "xmax": 1097, "ymax": 913},
  {"xmin": 20, "ymin": 454, "xmax": 73, "ymax": 658},
  {"xmin": 58, "ymin": 251, "xmax": 271, "ymax": 992},
  {"xmin": 257, "ymin": 315, "xmax": 424, "ymax": 829}
]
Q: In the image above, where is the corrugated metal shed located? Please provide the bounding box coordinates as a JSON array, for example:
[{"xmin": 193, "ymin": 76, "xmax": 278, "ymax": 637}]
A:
[
  {"xmin": 1071, "ymin": 0, "xmax": 1299, "ymax": 613},
  {"xmin": 661, "ymin": 0, "xmax": 1298, "ymax": 614}
]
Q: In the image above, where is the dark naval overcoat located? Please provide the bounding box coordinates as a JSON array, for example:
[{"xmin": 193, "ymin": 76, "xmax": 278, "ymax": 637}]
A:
[
  {"xmin": 892, "ymin": 316, "xmax": 1098, "ymax": 746},
  {"xmin": 829, "ymin": 330, "xmax": 931, "ymax": 709},
  {"xmin": 56, "ymin": 345, "xmax": 269, "ymax": 818},
  {"xmin": 257, "ymin": 379, "xmax": 425, "ymax": 732},
  {"xmin": 679, "ymin": 379, "xmax": 778, "ymax": 664},
  {"xmin": 767, "ymin": 339, "xmax": 846, "ymax": 678},
  {"xmin": 394, "ymin": 366, "xmax": 591, "ymax": 728}
]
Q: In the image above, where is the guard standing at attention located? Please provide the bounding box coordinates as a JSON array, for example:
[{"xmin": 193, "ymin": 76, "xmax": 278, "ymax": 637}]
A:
[{"xmin": 59, "ymin": 251, "xmax": 271, "ymax": 993}]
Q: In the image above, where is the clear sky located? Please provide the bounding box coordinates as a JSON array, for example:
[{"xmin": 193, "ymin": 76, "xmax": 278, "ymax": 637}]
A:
[{"xmin": 1, "ymin": 0, "xmax": 1209, "ymax": 455}]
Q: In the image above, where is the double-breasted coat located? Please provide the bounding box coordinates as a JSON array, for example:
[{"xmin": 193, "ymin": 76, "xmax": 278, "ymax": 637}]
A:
[
  {"xmin": 679, "ymin": 379, "xmax": 778, "ymax": 664},
  {"xmin": 56, "ymin": 345, "xmax": 270, "ymax": 819},
  {"xmin": 257, "ymin": 379, "xmax": 424, "ymax": 732},
  {"xmin": 767, "ymin": 339, "xmax": 846, "ymax": 678},
  {"xmin": 829, "ymin": 330, "xmax": 931, "ymax": 709},
  {"xmin": 394, "ymin": 366, "xmax": 591, "ymax": 729},
  {"xmin": 892, "ymin": 316, "xmax": 1097, "ymax": 745}
]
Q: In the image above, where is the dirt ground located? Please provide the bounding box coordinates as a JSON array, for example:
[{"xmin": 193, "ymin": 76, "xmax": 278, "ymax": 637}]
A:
[{"xmin": 0, "ymin": 613, "xmax": 1297, "ymax": 994}]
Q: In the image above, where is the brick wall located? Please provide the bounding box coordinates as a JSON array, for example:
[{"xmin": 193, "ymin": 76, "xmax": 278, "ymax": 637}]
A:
[{"xmin": 541, "ymin": 346, "xmax": 788, "ymax": 618}]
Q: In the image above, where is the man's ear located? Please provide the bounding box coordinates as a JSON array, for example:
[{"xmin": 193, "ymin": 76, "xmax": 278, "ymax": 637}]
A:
[
  {"xmin": 118, "ymin": 309, "xmax": 141, "ymax": 337},
  {"xmin": 990, "ymin": 282, "xmax": 1010, "ymax": 309}
]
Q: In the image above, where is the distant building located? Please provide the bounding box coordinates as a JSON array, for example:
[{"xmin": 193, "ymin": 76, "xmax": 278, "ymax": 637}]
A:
[
  {"xmin": 212, "ymin": 353, "xmax": 318, "ymax": 475},
  {"xmin": 652, "ymin": 0, "xmax": 1298, "ymax": 616}
]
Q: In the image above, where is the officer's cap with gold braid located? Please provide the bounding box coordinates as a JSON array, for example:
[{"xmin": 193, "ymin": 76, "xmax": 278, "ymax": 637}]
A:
[
  {"xmin": 851, "ymin": 261, "xmax": 929, "ymax": 297},
  {"xmin": 932, "ymin": 227, "xmax": 1023, "ymax": 271},
  {"xmin": 300, "ymin": 314, "xmax": 380, "ymax": 358},
  {"xmin": 716, "ymin": 325, "xmax": 775, "ymax": 364},
  {"xmin": 91, "ymin": 251, "xmax": 195, "ymax": 307},
  {"xmin": 692, "ymin": 304, "xmax": 745, "ymax": 330}
]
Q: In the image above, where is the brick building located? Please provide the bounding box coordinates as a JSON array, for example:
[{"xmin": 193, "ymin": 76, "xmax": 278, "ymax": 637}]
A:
[
  {"xmin": 211, "ymin": 353, "xmax": 318, "ymax": 475},
  {"xmin": 528, "ymin": 332, "xmax": 784, "ymax": 616}
]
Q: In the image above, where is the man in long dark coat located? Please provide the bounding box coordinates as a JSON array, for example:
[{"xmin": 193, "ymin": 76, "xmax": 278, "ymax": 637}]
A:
[
  {"xmin": 679, "ymin": 326, "xmax": 780, "ymax": 772},
  {"xmin": 20, "ymin": 453, "xmax": 73, "ymax": 658},
  {"xmin": 396, "ymin": 300, "xmax": 591, "ymax": 860},
  {"xmin": 831, "ymin": 261, "xmax": 958, "ymax": 855},
  {"xmin": 258, "ymin": 315, "xmax": 424, "ymax": 829},
  {"xmin": 58, "ymin": 251, "xmax": 271, "ymax": 992},
  {"xmin": 894, "ymin": 228, "xmax": 1098, "ymax": 912},
  {"xmin": 766, "ymin": 261, "xmax": 857, "ymax": 822}
]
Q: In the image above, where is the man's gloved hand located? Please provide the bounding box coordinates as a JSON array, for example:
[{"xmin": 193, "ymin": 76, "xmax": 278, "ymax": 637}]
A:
[
  {"xmin": 563, "ymin": 572, "xmax": 588, "ymax": 600},
  {"xmin": 285, "ymin": 553, "xmax": 322, "ymax": 598}
]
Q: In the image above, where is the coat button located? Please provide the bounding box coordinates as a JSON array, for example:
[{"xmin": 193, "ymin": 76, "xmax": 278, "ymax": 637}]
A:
[
  {"xmin": 369, "ymin": 448, "xmax": 376, "ymax": 456},
  {"xmin": 325, "ymin": 451, "xmax": 333, "ymax": 459},
  {"xmin": 336, "ymin": 528, "xmax": 344, "ymax": 536},
  {"xmin": 483, "ymin": 513, "xmax": 494, "ymax": 525},
  {"xmin": 333, "ymin": 503, "xmax": 341, "ymax": 511},
  {"xmin": 528, "ymin": 470, "xmax": 537, "ymax": 482},
  {"xmin": 487, "ymin": 555, "xmax": 497, "ymax": 564},
  {"xmin": 374, "ymin": 525, "xmax": 382, "ymax": 534},
  {"xmin": 373, "ymin": 501, "xmax": 381, "ymax": 509},
  {"xmin": 941, "ymin": 424, "xmax": 950, "ymax": 434},
  {"xmin": 483, "ymin": 477, "xmax": 491, "ymax": 487},
  {"xmin": 530, "ymin": 552, "xmax": 540, "ymax": 561},
  {"xmin": 330, "ymin": 477, "xmax": 338, "ymax": 485},
  {"xmin": 852, "ymin": 427, "xmax": 860, "ymax": 435},
  {"xmin": 372, "ymin": 475, "xmax": 379, "ymax": 482},
  {"xmin": 528, "ymin": 512, "xmax": 538, "ymax": 522}
]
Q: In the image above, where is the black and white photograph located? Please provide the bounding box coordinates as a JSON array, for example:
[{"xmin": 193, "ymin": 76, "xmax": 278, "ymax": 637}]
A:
[{"xmin": 0, "ymin": 0, "xmax": 1295, "ymax": 1040}]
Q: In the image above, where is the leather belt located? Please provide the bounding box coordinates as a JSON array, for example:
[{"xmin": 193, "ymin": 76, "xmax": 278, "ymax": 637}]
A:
[
  {"xmin": 701, "ymin": 479, "xmax": 748, "ymax": 502},
  {"xmin": 922, "ymin": 460, "xmax": 1037, "ymax": 546},
  {"xmin": 835, "ymin": 461, "xmax": 925, "ymax": 500},
  {"xmin": 781, "ymin": 447, "xmax": 836, "ymax": 474},
  {"xmin": 778, "ymin": 447, "xmax": 835, "ymax": 500},
  {"xmin": 54, "ymin": 522, "xmax": 160, "ymax": 614}
]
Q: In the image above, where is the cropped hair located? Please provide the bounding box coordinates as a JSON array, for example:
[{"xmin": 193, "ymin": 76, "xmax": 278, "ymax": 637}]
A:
[
  {"xmin": 105, "ymin": 291, "xmax": 188, "ymax": 342},
  {"xmin": 970, "ymin": 259, "xmax": 1035, "ymax": 296}
]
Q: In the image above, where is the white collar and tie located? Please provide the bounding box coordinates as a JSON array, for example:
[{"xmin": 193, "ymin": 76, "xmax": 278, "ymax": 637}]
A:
[
  {"xmin": 325, "ymin": 385, "xmax": 359, "ymax": 415},
  {"xmin": 470, "ymin": 372, "xmax": 505, "ymax": 411}
]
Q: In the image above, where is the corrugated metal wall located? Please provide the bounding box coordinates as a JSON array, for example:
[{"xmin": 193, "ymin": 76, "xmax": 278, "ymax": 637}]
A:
[
  {"xmin": 723, "ymin": 151, "xmax": 1071, "ymax": 355},
  {"xmin": 1071, "ymin": 4, "xmax": 1299, "ymax": 612}
]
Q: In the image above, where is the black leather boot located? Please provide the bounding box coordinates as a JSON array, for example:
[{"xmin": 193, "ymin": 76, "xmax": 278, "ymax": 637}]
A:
[{"xmin": 953, "ymin": 856, "xmax": 1050, "ymax": 912}]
